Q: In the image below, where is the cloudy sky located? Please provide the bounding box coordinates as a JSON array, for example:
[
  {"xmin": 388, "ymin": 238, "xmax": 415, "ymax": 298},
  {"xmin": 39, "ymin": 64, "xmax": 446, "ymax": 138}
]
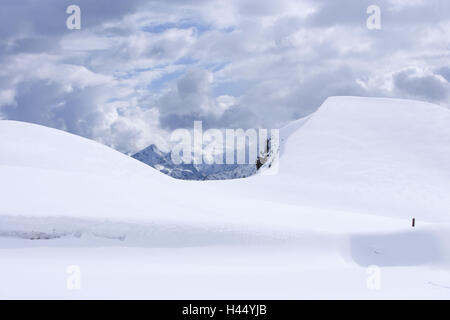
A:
[{"xmin": 0, "ymin": 0, "xmax": 448, "ymax": 153}]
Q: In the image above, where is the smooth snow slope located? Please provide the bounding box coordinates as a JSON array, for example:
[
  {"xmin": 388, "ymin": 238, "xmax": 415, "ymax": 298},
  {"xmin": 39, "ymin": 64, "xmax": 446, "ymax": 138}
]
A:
[
  {"xmin": 0, "ymin": 105, "xmax": 415, "ymax": 241},
  {"xmin": 281, "ymin": 97, "xmax": 450, "ymax": 220},
  {"xmin": 222, "ymin": 96, "xmax": 450, "ymax": 222},
  {"xmin": 1, "ymin": 96, "xmax": 450, "ymax": 299}
]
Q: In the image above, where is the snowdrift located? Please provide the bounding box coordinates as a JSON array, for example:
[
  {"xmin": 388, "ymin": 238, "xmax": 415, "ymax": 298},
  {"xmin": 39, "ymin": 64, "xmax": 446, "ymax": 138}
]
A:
[
  {"xmin": 1, "ymin": 96, "xmax": 449, "ymax": 254},
  {"xmin": 226, "ymin": 96, "xmax": 450, "ymax": 223},
  {"xmin": 2, "ymin": 96, "xmax": 450, "ymax": 298},
  {"xmin": 281, "ymin": 97, "xmax": 450, "ymax": 221}
]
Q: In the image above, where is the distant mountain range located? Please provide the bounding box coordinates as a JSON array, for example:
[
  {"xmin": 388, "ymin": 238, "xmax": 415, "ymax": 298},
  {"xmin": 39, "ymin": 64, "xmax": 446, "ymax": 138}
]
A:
[{"xmin": 132, "ymin": 144, "xmax": 257, "ymax": 180}]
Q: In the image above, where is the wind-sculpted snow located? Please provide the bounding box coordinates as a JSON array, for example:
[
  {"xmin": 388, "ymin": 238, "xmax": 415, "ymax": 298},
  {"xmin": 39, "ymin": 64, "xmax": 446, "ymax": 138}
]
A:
[
  {"xmin": 1, "ymin": 97, "xmax": 450, "ymax": 298},
  {"xmin": 226, "ymin": 97, "xmax": 450, "ymax": 222},
  {"xmin": 2, "ymin": 96, "xmax": 450, "ymax": 236}
]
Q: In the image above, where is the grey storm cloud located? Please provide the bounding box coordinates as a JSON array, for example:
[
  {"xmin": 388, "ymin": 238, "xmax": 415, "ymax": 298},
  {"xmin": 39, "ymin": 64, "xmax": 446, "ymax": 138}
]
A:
[
  {"xmin": 437, "ymin": 67, "xmax": 450, "ymax": 82},
  {"xmin": 307, "ymin": 0, "xmax": 448, "ymax": 27},
  {"xmin": 393, "ymin": 68, "xmax": 449, "ymax": 102},
  {"xmin": 0, "ymin": 0, "xmax": 448, "ymax": 153},
  {"xmin": 0, "ymin": 0, "xmax": 145, "ymax": 37}
]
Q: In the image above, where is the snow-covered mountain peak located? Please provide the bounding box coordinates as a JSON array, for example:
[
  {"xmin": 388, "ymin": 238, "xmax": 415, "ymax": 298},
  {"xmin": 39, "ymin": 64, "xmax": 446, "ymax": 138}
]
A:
[{"xmin": 132, "ymin": 143, "xmax": 257, "ymax": 180}]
